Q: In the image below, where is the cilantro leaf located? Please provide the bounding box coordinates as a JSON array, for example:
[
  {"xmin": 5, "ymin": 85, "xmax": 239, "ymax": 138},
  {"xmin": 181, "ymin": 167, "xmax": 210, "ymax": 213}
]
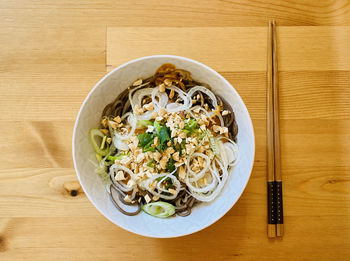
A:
[
  {"xmin": 143, "ymin": 143, "xmax": 155, "ymax": 152},
  {"xmin": 138, "ymin": 133, "xmax": 154, "ymax": 147},
  {"xmin": 137, "ymin": 133, "xmax": 155, "ymax": 152},
  {"xmin": 158, "ymin": 126, "xmax": 170, "ymax": 145}
]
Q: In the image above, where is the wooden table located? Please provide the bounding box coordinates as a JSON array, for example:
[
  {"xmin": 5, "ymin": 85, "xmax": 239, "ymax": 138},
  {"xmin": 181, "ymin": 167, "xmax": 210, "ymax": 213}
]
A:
[{"xmin": 1, "ymin": 1, "xmax": 349, "ymax": 260}]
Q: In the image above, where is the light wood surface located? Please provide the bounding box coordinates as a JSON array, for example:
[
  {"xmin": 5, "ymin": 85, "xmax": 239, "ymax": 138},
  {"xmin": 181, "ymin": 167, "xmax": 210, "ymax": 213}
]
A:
[{"xmin": 1, "ymin": 1, "xmax": 350, "ymax": 260}]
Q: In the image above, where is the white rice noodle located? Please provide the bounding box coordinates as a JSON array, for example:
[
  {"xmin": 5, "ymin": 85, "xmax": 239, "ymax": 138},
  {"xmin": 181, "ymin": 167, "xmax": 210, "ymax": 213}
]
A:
[
  {"xmin": 131, "ymin": 88, "xmax": 155, "ymax": 121},
  {"xmin": 190, "ymin": 158, "xmax": 229, "ymax": 202},
  {"xmin": 216, "ymin": 140, "xmax": 226, "ymax": 167},
  {"xmin": 128, "ymin": 82, "xmax": 150, "ymax": 110},
  {"xmin": 135, "ymin": 111, "xmax": 153, "ymax": 121},
  {"xmin": 187, "ymin": 86, "xmax": 218, "ymax": 110},
  {"xmin": 132, "ymin": 88, "xmax": 153, "ymax": 107},
  {"xmin": 217, "ymin": 137, "xmax": 239, "ymax": 167},
  {"xmin": 185, "ymin": 152, "xmax": 210, "ymax": 182},
  {"xmin": 114, "ymin": 112, "xmax": 137, "ymax": 141},
  {"xmin": 109, "ymin": 164, "xmax": 137, "ymax": 193},
  {"xmin": 224, "ymin": 142, "xmax": 239, "ymax": 167},
  {"xmin": 151, "ymin": 87, "xmax": 169, "ymax": 113},
  {"xmin": 185, "ymin": 168, "xmax": 218, "ymax": 193},
  {"xmin": 166, "ymin": 86, "xmax": 192, "ymax": 112},
  {"xmin": 188, "ymin": 105, "xmax": 211, "ymax": 119},
  {"xmin": 112, "ymin": 137, "xmax": 129, "ymax": 151},
  {"xmin": 209, "ymin": 111, "xmax": 224, "ymax": 126},
  {"xmin": 143, "ymin": 173, "xmax": 181, "ymax": 200}
]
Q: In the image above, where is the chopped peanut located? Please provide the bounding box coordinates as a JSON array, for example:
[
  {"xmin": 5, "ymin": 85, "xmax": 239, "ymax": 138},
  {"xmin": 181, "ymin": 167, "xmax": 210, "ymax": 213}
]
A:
[
  {"xmin": 166, "ymin": 147, "xmax": 175, "ymax": 154},
  {"xmin": 143, "ymin": 102, "xmax": 154, "ymax": 111},
  {"xmin": 213, "ymin": 125, "xmax": 221, "ymax": 133},
  {"xmin": 179, "ymin": 132, "xmax": 186, "ymax": 139},
  {"xmin": 100, "ymin": 129, "xmax": 109, "ymax": 135},
  {"xmin": 101, "ymin": 118, "xmax": 108, "ymax": 128},
  {"xmin": 172, "ymin": 152, "xmax": 180, "ymax": 161},
  {"xmin": 114, "ymin": 116, "xmax": 122, "ymax": 123},
  {"xmin": 115, "ymin": 171, "xmax": 125, "ymax": 181},
  {"xmin": 159, "ymin": 84, "xmax": 166, "ymax": 92},
  {"xmin": 124, "ymin": 195, "xmax": 132, "ymax": 203},
  {"xmin": 134, "ymin": 105, "xmax": 144, "ymax": 115},
  {"xmin": 133, "ymin": 79, "xmax": 143, "ymax": 86},
  {"xmin": 169, "ymin": 89, "xmax": 175, "ymax": 99},
  {"xmin": 159, "ymin": 107, "xmax": 167, "ymax": 117},
  {"xmin": 222, "ymin": 110, "xmax": 229, "ymax": 116},
  {"xmin": 109, "ymin": 121, "xmax": 118, "ymax": 129},
  {"xmin": 151, "ymin": 111, "xmax": 158, "ymax": 119},
  {"xmin": 179, "ymin": 166, "xmax": 186, "ymax": 180},
  {"xmin": 168, "ymin": 188, "xmax": 177, "ymax": 195},
  {"xmin": 164, "ymin": 78, "xmax": 172, "ymax": 86},
  {"xmin": 154, "ymin": 136, "xmax": 159, "ymax": 146},
  {"xmin": 171, "ymin": 129, "xmax": 177, "ymax": 138},
  {"xmin": 144, "ymin": 194, "xmax": 151, "ymax": 203}
]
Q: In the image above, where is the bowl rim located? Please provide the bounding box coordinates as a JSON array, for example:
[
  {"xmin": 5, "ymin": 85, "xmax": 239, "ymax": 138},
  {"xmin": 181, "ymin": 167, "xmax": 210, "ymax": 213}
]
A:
[{"xmin": 72, "ymin": 54, "xmax": 255, "ymax": 238}]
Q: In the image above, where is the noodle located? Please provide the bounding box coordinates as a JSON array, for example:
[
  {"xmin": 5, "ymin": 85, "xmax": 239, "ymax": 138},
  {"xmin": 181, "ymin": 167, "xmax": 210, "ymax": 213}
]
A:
[{"xmin": 90, "ymin": 64, "xmax": 239, "ymax": 218}]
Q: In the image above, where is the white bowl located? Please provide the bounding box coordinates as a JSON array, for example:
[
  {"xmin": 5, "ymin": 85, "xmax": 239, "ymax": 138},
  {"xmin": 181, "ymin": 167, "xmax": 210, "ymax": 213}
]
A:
[{"xmin": 72, "ymin": 55, "xmax": 255, "ymax": 238}]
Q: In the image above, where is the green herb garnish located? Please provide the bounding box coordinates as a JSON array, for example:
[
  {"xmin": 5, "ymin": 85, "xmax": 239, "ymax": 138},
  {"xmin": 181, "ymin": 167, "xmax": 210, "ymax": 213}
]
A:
[
  {"xmin": 183, "ymin": 118, "xmax": 198, "ymax": 136},
  {"xmin": 137, "ymin": 120, "xmax": 153, "ymax": 128},
  {"xmin": 166, "ymin": 156, "xmax": 175, "ymax": 172}
]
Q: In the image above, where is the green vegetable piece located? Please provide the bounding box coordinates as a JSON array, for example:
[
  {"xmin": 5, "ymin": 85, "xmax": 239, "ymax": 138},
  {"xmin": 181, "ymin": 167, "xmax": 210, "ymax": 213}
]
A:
[
  {"xmin": 184, "ymin": 118, "xmax": 198, "ymax": 134},
  {"xmin": 100, "ymin": 135, "xmax": 107, "ymax": 150},
  {"xmin": 146, "ymin": 159, "xmax": 156, "ymax": 168},
  {"xmin": 95, "ymin": 153, "xmax": 102, "ymax": 162},
  {"xmin": 137, "ymin": 133, "xmax": 154, "ymax": 147},
  {"xmin": 182, "ymin": 129, "xmax": 190, "ymax": 135},
  {"xmin": 153, "ymin": 121, "xmax": 162, "ymax": 133},
  {"xmin": 89, "ymin": 128, "xmax": 110, "ymax": 156},
  {"xmin": 107, "ymin": 154, "xmax": 129, "ymax": 162},
  {"xmin": 137, "ymin": 120, "xmax": 153, "ymax": 128},
  {"xmin": 142, "ymin": 201, "xmax": 175, "ymax": 218},
  {"xmin": 143, "ymin": 143, "xmax": 156, "ymax": 152},
  {"xmin": 166, "ymin": 157, "xmax": 175, "ymax": 172},
  {"xmin": 158, "ymin": 126, "xmax": 170, "ymax": 145}
]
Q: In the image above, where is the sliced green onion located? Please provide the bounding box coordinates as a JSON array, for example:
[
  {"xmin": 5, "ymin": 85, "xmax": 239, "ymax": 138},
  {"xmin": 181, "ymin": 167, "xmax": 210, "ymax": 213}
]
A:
[
  {"xmin": 209, "ymin": 137, "xmax": 219, "ymax": 155},
  {"xmin": 107, "ymin": 154, "xmax": 129, "ymax": 162},
  {"xmin": 137, "ymin": 120, "xmax": 153, "ymax": 127},
  {"xmin": 96, "ymin": 153, "xmax": 102, "ymax": 162},
  {"xmin": 142, "ymin": 201, "xmax": 175, "ymax": 218},
  {"xmin": 89, "ymin": 128, "xmax": 109, "ymax": 156},
  {"xmin": 100, "ymin": 135, "xmax": 107, "ymax": 150}
]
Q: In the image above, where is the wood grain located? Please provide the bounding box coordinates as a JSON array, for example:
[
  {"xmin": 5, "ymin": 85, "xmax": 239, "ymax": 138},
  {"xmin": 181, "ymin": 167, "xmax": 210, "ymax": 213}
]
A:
[
  {"xmin": 0, "ymin": 0, "xmax": 350, "ymax": 260},
  {"xmin": 1, "ymin": 71, "xmax": 349, "ymax": 121},
  {"xmin": 0, "ymin": 216, "xmax": 349, "ymax": 261},
  {"xmin": 1, "ymin": 0, "xmax": 350, "ymax": 27},
  {"xmin": 107, "ymin": 26, "xmax": 350, "ymax": 72}
]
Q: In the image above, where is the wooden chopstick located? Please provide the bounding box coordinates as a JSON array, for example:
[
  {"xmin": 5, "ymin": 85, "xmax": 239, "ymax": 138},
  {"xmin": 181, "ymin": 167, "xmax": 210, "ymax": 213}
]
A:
[
  {"xmin": 267, "ymin": 20, "xmax": 284, "ymax": 238},
  {"xmin": 267, "ymin": 20, "xmax": 276, "ymax": 238},
  {"xmin": 272, "ymin": 20, "xmax": 284, "ymax": 237}
]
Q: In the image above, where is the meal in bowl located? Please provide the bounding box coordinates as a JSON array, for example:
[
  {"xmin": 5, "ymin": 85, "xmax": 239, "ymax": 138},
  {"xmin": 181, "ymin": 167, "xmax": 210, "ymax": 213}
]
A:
[{"xmin": 89, "ymin": 63, "xmax": 239, "ymax": 218}]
